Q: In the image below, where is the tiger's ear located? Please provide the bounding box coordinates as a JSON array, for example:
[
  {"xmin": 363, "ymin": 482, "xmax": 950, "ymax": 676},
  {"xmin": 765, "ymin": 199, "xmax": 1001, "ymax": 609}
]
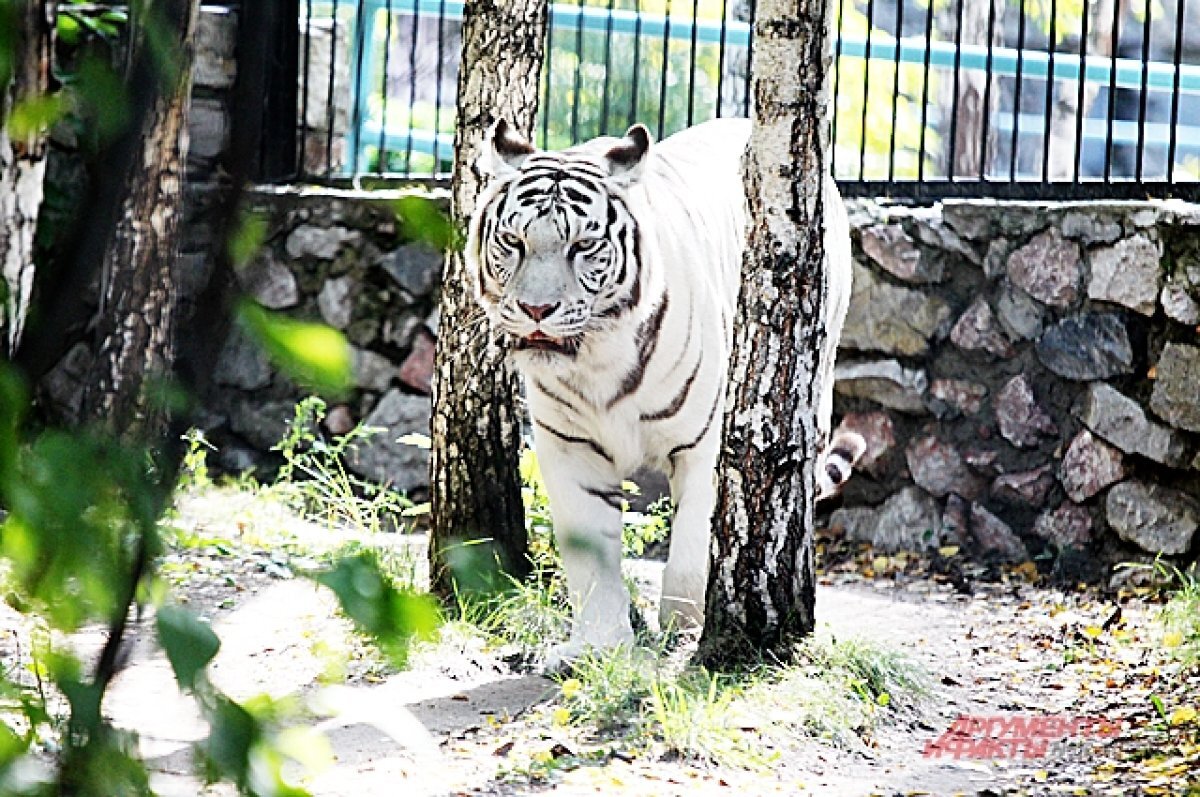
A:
[
  {"xmin": 602, "ymin": 124, "xmax": 652, "ymax": 186},
  {"xmin": 478, "ymin": 118, "xmax": 535, "ymax": 178}
]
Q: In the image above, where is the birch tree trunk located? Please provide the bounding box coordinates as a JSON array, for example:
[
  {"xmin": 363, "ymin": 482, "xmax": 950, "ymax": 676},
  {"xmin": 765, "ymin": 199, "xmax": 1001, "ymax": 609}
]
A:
[
  {"xmin": 78, "ymin": 0, "xmax": 199, "ymax": 437},
  {"xmin": 697, "ymin": 0, "xmax": 836, "ymax": 664},
  {"xmin": 429, "ymin": 0, "xmax": 548, "ymax": 595},
  {"xmin": 0, "ymin": 0, "xmax": 52, "ymax": 357}
]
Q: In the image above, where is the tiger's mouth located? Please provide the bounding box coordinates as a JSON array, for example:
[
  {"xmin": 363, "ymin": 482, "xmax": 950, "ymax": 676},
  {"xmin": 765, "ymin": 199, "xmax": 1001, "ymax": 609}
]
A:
[{"xmin": 514, "ymin": 330, "xmax": 580, "ymax": 355}]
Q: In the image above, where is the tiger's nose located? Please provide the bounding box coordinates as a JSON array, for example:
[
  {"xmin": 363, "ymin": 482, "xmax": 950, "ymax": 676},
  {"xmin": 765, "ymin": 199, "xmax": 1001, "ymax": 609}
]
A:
[{"xmin": 518, "ymin": 301, "xmax": 560, "ymax": 322}]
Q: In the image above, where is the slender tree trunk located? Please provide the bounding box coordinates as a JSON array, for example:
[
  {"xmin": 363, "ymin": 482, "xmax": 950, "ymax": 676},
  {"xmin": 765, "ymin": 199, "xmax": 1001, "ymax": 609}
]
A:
[
  {"xmin": 718, "ymin": 0, "xmax": 753, "ymax": 118},
  {"xmin": 429, "ymin": 0, "xmax": 548, "ymax": 595},
  {"xmin": 942, "ymin": 0, "xmax": 1001, "ymax": 178},
  {"xmin": 0, "ymin": 0, "xmax": 52, "ymax": 357},
  {"xmin": 1045, "ymin": 0, "xmax": 1124, "ymax": 178},
  {"xmin": 78, "ymin": 0, "xmax": 199, "ymax": 437},
  {"xmin": 697, "ymin": 0, "xmax": 837, "ymax": 665}
]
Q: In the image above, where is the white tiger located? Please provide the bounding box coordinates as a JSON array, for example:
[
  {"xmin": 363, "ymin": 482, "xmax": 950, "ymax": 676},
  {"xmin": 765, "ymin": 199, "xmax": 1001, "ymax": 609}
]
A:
[{"xmin": 466, "ymin": 118, "xmax": 864, "ymax": 664}]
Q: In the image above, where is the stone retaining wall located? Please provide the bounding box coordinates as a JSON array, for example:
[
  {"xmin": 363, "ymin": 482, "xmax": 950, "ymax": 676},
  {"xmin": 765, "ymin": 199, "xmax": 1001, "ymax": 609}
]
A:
[
  {"xmin": 206, "ymin": 186, "xmax": 444, "ymax": 493},
  {"xmin": 831, "ymin": 200, "xmax": 1200, "ymax": 575},
  {"xmin": 204, "ymin": 190, "xmax": 1200, "ymax": 573}
]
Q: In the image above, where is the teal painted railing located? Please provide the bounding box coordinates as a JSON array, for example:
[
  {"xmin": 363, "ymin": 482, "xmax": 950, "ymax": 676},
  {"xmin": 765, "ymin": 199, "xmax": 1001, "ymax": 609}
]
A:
[{"xmin": 312, "ymin": 0, "xmax": 1200, "ymax": 180}]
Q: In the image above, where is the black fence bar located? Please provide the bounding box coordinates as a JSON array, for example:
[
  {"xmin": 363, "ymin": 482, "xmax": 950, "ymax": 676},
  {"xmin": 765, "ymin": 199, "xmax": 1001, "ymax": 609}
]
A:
[
  {"xmin": 1011, "ymin": 0, "xmax": 1026, "ymax": 182},
  {"xmin": 656, "ymin": 0, "xmax": 673, "ymax": 140},
  {"xmin": 1041, "ymin": 0, "xmax": 1057, "ymax": 182},
  {"xmin": 250, "ymin": 0, "xmax": 299, "ymax": 180},
  {"xmin": 1073, "ymin": 0, "xmax": 1088, "ymax": 183},
  {"xmin": 276, "ymin": 0, "xmax": 1200, "ymax": 200},
  {"xmin": 1104, "ymin": 0, "xmax": 1120, "ymax": 182},
  {"xmin": 600, "ymin": 0, "xmax": 616, "ymax": 131},
  {"xmin": 916, "ymin": 0, "xmax": 933, "ymax": 182},
  {"xmin": 1169, "ymin": 0, "xmax": 1187, "ymax": 182},
  {"xmin": 858, "ymin": 0, "xmax": 876, "ymax": 179},
  {"xmin": 1136, "ymin": 0, "xmax": 1152, "ymax": 181},
  {"xmin": 886, "ymin": 0, "xmax": 902, "ymax": 181},
  {"xmin": 980, "ymin": 0, "xmax": 996, "ymax": 180}
]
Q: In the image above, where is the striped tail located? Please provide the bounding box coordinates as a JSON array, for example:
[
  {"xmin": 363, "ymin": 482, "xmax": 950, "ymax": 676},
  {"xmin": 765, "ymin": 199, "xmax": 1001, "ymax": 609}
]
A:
[{"xmin": 817, "ymin": 429, "xmax": 867, "ymax": 502}]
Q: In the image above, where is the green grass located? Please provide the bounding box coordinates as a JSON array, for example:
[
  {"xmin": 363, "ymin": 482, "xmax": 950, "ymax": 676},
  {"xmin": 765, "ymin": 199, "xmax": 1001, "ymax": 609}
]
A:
[
  {"xmin": 1160, "ymin": 565, "xmax": 1200, "ymax": 668},
  {"xmin": 544, "ymin": 630, "xmax": 929, "ymax": 768}
]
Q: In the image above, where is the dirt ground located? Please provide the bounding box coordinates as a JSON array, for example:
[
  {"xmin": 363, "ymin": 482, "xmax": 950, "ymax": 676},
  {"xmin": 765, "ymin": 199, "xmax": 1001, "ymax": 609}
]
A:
[{"xmin": 7, "ymin": 489, "xmax": 1197, "ymax": 796}]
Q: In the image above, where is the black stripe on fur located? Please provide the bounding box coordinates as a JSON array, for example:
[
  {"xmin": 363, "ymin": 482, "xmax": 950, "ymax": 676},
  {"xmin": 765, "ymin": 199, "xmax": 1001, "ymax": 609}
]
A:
[{"xmin": 534, "ymin": 420, "xmax": 613, "ymax": 464}]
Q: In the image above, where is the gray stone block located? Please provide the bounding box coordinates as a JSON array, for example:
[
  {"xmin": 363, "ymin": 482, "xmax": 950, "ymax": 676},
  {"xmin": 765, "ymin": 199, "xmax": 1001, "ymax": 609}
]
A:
[
  {"xmin": 1036, "ymin": 312, "xmax": 1133, "ymax": 381},
  {"xmin": 1074, "ymin": 383, "xmax": 1189, "ymax": 467},
  {"xmin": 834, "ymin": 359, "xmax": 929, "ymax": 414},
  {"xmin": 1106, "ymin": 481, "xmax": 1200, "ymax": 555},
  {"xmin": 1087, "ymin": 234, "xmax": 1162, "ymax": 316},
  {"xmin": 347, "ymin": 389, "xmax": 432, "ymax": 492},
  {"xmin": 840, "ymin": 262, "xmax": 952, "ymax": 357},
  {"xmin": 1150, "ymin": 342, "xmax": 1200, "ymax": 432}
]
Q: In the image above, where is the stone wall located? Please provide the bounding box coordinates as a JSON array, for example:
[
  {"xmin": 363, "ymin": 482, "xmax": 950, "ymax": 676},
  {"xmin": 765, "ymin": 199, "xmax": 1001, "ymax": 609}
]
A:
[
  {"xmin": 831, "ymin": 200, "xmax": 1200, "ymax": 576},
  {"xmin": 207, "ymin": 192, "xmax": 1200, "ymax": 573},
  {"xmin": 206, "ymin": 187, "xmax": 444, "ymax": 493}
]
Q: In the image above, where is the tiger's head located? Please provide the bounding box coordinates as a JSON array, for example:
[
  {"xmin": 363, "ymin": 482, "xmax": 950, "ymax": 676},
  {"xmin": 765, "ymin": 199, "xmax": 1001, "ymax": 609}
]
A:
[{"xmin": 466, "ymin": 120, "xmax": 653, "ymax": 361}]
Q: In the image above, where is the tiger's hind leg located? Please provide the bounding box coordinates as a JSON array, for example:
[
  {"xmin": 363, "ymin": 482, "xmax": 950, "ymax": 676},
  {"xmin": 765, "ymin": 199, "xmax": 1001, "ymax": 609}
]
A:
[
  {"xmin": 660, "ymin": 432, "xmax": 720, "ymax": 632},
  {"xmin": 533, "ymin": 426, "xmax": 634, "ymax": 670}
]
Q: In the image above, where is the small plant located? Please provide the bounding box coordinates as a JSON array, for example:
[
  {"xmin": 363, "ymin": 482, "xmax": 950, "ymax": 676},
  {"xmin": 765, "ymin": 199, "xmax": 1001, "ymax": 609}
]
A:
[
  {"xmin": 179, "ymin": 428, "xmax": 215, "ymax": 491},
  {"xmin": 454, "ymin": 559, "xmax": 572, "ymax": 663},
  {"xmin": 645, "ymin": 671, "xmax": 756, "ymax": 765},
  {"xmin": 270, "ymin": 397, "xmax": 412, "ymax": 535},
  {"xmin": 1159, "ymin": 565, "xmax": 1200, "ymax": 668},
  {"xmin": 752, "ymin": 631, "xmax": 930, "ymax": 749},
  {"xmin": 557, "ymin": 647, "xmax": 659, "ymax": 734}
]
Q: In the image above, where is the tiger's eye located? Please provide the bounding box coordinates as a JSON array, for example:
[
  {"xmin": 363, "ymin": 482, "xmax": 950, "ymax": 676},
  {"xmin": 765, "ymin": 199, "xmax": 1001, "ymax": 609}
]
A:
[
  {"xmin": 568, "ymin": 239, "xmax": 603, "ymax": 260},
  {"xmin": 499, "ymin": 231, "xmax": 523, "ymax": 249}
]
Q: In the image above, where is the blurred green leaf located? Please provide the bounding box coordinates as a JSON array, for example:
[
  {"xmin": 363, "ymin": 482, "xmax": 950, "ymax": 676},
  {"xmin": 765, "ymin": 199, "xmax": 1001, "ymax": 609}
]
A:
[
  {"xmin": 311, "ymin": 552, "xmax": 440, "ymax": 664},
  {"xmin": 393, "ymin": 195, "xmax": 456, "ymax": 252},
  {"xmin": 0, "ymin": 429, "xmax": 161, "ymax": 631},
  {"xmin": 199, "ymin": 695, "xmax": 259, "ymax": 787},
  {"xmin": 56, "ymin": 13, "xmax": 83, "ymax": 46},
  {"xmin": 156, "ymin": 605, "xmax": 220, "ymax": 692},
  {"xmin": 237, "ymin": 301, "xmax": 352, "ymax": 397},
  {"xmin": 0, "ymin": 721, "xmax": 26, "ymax": 773},
  {"xmin": 8, "ymin": 93, "xmax": 64, "ymax": 139},
  {"xmin": 200, "ymin": 694, "xmax": 316, "ymax": 797},
  {"xmin": 67, "ymin": 55, "xmax": 130, "ymax": 144},
  {"xmin": 229, "ymin": 211, "xmax": 269, "ymax": 268}
]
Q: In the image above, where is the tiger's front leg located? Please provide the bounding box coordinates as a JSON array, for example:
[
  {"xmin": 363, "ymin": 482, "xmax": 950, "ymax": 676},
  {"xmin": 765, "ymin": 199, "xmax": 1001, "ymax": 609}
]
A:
[
  {"xmin": 660, "ymin": 431, "xmax": 720, "ymax": 631},
  {"xmin": 533, "ymin": 425, "xmax": 635, "ymax": 668}
]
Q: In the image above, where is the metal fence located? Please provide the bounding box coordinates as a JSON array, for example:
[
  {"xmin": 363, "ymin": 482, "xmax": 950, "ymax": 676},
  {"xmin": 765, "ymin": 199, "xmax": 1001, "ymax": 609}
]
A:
[{"xmin": 285, "ymin": 0, "xmax": 1200, "ymax": 199}]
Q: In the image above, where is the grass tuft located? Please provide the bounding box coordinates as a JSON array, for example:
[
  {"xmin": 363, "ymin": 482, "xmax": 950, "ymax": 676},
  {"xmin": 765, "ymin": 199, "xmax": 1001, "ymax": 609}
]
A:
[{"xmin": 1160, "ymin": 565, "xmax": 1200, "ymax": 668}]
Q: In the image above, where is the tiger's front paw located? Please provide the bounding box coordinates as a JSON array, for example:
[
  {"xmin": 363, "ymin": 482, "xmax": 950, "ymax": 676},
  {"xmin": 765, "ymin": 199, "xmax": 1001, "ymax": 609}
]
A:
[
  {"xmin": 659, "ymin": 594, "xmax": 705, "ymax": 633},
  {"xmin": 542, "ymin": 628, "xmax": 635, "ymax": 674}
]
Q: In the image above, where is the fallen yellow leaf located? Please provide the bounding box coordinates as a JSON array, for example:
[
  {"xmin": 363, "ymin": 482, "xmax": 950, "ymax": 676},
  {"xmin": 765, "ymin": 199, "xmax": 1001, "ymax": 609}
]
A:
[
  {"xmin": 1163, "ymin": 631, "xmax": 1184, "ymax": 648},
  {"xmin": 938, "ymin": 545, "xmax": 959, "ymax": 557},
  {"xmin": 1169, "ymin": 706, "xmax": 1197, "ymax": 726}
]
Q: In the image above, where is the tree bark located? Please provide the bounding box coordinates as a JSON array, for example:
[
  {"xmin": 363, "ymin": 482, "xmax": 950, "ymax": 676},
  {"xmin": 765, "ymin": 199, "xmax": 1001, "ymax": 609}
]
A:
[
  {"xmin": 697, "ymin": 0, "xmax": 836, "ymax": 665},
  {"xmin": 429, "ymin": 0, "xmax": 548, "ymax": 595},
  {"xmin": 942, "ymin": 0, "xmax": 1001, "ymax": 179},
  {"xmin": 0, "ymin": 0, "xmax": 52, "ymax": 357},
  {"xmin": 78, "ymin": 0, "xmax": 199, "ymax": 437},
  {"xmin": 718, "ymin": 0, "xmax": 753, "ymax": 118}
]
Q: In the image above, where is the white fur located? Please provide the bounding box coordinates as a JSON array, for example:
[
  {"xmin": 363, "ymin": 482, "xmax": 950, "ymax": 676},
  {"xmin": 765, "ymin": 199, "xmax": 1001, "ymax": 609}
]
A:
[{"xmin": 466, "ymin": 119, "xmax": 858, "ymax": 666}]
